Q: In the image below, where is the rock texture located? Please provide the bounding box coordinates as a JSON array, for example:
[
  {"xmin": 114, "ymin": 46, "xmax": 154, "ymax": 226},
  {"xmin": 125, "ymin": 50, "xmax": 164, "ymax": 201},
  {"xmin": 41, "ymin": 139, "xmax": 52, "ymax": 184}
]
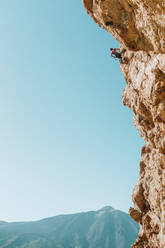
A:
[{"xmin": 83, "ymin": 0, "xmax": 165, "ymax": 247}]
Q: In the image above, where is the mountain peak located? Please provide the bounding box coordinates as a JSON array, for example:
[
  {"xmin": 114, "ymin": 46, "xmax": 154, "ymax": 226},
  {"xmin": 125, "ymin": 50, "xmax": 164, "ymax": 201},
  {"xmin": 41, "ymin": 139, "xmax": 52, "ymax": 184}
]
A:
[
  {"xmin": 98, "ymin": 206, "xmax": 115, "ymax": 212},
  {"xmin": 0, "ymin": 207, "xmax": 139, "ymax": 247}
]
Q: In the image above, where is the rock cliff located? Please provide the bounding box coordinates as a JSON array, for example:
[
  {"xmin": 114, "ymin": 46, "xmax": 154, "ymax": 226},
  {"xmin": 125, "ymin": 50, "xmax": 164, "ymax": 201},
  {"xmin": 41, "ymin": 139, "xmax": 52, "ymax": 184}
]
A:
[{"xmin": 83, "ymin": 0, "xmax": 165, "ymax": 247}]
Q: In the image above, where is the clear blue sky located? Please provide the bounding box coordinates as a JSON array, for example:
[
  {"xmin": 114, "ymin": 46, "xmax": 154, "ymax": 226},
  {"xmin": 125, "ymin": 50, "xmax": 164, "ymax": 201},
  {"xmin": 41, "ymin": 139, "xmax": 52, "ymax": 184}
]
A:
[{"xmin": 0, "ymin": 0, "xmax": 144, "ymax": 222}]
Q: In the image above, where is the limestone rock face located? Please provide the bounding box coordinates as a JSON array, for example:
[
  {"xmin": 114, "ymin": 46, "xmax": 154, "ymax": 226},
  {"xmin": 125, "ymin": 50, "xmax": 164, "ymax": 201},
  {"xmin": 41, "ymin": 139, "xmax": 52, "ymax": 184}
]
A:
[{"xmin": 83, "ymin": 0, "xmax": 165, "ymax": 247}]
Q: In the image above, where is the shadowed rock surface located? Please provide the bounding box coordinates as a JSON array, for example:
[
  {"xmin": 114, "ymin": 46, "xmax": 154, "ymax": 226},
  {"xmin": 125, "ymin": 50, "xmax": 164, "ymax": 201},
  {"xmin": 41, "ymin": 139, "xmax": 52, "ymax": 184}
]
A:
[
  {"xmin": 83, "ymin": 0, "xmax": 165, "ymax": 247},
  {"xmin": 0, "ymin": 207, "xmax": 138, "ymax": 248}
]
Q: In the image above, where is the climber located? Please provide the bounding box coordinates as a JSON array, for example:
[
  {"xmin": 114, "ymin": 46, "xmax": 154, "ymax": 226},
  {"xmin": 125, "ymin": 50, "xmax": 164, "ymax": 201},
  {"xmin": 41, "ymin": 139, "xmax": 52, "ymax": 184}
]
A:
[{"xmin": 110, "ymin": 48, "xmax": 123, "ymax": 63}]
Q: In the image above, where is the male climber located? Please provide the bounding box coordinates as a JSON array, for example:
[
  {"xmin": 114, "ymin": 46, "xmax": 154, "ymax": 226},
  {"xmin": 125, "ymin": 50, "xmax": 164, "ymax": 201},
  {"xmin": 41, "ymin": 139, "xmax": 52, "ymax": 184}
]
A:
[{"xmin": 110, "ymin": 48, "xmax": 123, "ymax": 62}]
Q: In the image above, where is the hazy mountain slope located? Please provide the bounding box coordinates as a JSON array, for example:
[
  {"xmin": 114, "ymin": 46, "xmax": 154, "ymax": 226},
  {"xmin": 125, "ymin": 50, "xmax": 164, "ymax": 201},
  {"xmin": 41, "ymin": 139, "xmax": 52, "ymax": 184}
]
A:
[{"xmin": 0, "ymin": 207, "xmax": 139, "ymax": 248}]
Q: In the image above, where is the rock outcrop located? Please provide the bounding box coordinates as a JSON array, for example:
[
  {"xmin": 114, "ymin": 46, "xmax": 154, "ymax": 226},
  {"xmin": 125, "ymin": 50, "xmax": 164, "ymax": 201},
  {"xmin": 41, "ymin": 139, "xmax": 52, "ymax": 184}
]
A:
[{"xmin": 83, "ymin": 0, "xmax": 165, "ymax": 247}]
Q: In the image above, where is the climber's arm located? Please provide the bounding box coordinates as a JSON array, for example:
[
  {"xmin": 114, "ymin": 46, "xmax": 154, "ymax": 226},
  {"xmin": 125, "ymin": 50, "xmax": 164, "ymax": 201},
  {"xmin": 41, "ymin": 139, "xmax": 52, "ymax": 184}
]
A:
[{"xmin": 111, "ymin": 53, "xmax": 116, "ymax": 58}]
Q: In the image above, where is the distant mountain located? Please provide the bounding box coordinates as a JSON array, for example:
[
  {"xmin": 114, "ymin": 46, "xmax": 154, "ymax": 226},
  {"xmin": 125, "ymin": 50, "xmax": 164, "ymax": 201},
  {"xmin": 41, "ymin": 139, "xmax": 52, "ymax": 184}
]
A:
[{"xmin": 0, "ymin": 206, "xmax": 139, "ymax": 248}]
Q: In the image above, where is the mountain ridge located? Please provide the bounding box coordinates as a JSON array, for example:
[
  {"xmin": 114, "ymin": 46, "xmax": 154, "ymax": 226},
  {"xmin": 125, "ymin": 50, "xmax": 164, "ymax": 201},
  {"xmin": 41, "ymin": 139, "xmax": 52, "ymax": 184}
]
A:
[{"xmin": 0, "ymin": 206, "xmax": 139, "ymax": 248}]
